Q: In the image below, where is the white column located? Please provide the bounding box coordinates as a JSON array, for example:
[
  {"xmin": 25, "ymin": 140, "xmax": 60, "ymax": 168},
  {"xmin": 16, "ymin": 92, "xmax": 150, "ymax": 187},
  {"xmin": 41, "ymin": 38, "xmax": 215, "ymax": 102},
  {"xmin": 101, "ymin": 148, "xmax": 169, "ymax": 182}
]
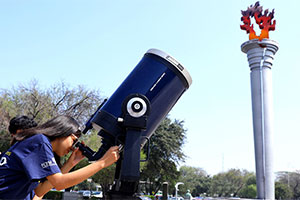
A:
[{"xmin": 241, "ymin": 39, "xmax": 279, "ymax": 200}]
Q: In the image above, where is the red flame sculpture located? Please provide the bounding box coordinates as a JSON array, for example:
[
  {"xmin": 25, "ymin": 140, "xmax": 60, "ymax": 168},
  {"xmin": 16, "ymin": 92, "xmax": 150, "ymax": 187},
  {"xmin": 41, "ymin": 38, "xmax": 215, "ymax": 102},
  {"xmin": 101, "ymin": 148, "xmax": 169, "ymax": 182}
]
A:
[{"xmin": 240, "ymin": 1, "xmax": 276, "ymax": 41}]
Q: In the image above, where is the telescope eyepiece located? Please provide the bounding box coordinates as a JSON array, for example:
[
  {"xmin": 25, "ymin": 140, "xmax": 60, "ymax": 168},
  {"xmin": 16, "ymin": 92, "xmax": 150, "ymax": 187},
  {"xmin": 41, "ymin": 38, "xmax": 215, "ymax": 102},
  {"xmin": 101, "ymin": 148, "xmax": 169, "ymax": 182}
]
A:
[{"xmin": 72, "ymin": 138, "xmax": 96, "ymax": 160}]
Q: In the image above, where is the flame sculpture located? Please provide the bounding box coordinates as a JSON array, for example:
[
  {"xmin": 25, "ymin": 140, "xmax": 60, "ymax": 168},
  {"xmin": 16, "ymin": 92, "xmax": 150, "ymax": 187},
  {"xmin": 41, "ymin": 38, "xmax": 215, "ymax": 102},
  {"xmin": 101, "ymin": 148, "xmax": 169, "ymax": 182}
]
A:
[{"xmin": 240, "ymin": 1, "xmax": 276, "ymax": 41}]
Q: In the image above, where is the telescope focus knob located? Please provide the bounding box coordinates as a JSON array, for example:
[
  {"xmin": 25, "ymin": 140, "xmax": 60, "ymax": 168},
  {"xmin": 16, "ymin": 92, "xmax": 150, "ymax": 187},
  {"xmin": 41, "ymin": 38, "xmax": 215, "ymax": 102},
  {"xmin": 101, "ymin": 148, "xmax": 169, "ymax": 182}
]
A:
[
  {"xmin": 126, "ymin": 96, "xmax": 148, "ymax": 118},
  {"xmin": 121, "ymin": 94, "xmax": 150, "ymax": 129}
]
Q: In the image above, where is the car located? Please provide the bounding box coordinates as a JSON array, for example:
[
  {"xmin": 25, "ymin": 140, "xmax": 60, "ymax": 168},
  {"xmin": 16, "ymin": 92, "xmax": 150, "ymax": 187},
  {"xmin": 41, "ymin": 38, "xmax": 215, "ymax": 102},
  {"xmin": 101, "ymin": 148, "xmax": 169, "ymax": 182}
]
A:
[
  {"xmin": 82, "ymin": 190, "xmax": 91, "ymax": 198},
  {"xmin": 169, "ymin": 196, "xmax": 184, "ymax": 200},
  {"xmin": 92, "ymin": 191, "xmax": 103, "ymax": 198}
]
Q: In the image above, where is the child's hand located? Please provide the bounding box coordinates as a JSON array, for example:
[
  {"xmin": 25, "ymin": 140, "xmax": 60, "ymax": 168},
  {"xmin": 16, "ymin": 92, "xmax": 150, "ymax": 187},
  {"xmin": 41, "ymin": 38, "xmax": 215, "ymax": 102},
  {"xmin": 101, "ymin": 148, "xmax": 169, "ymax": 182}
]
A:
[
  {"xmin": 68, "ymin": 148, "xmax": 85, "ymax": 167},
  {"xmin": 99, "ymin": 146, "xmax": 120, "ymax": 167}
]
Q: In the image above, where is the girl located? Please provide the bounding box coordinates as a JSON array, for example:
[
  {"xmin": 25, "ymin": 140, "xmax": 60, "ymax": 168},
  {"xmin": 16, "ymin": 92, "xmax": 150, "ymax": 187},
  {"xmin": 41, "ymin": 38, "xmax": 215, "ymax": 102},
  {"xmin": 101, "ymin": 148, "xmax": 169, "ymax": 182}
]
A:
[{"xmin": 0, "ymin": 115, "xmax": 119, "ymax": 199}]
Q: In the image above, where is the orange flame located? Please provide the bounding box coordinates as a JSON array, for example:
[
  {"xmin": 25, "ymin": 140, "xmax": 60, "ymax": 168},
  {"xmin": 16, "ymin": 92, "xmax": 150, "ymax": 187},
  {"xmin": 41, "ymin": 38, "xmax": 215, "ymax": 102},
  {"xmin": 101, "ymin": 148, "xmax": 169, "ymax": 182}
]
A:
[{"xmin": 240, "ymin": 1, "xmax": 276, "ymax": 41}]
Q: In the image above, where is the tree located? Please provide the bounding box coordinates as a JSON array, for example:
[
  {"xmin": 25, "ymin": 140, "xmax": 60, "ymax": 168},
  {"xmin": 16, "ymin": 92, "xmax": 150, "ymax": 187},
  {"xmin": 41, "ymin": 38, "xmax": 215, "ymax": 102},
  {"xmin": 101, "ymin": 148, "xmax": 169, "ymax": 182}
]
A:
[
  {"xmin": 194, "ymin": 174, "xmax": 211, "ymax": 197},
  {"xmin": 275, "ymin": 182, "xmax": 293, "ymax": 200},
  {"xmin": 237, "ymin": 172, "xmax": 256, "ymax": 198},
  {"xmin": 209, "ymin": 169, "xmax": 253, "ymax": 197},
  {"xmin": 0, "ymin": 80, "xmax": 103, "ymax": 123},
  {"xmin": 178, "ymin": 166, "xmax": 210, "ymax": 197},
  {"xmin": 140, "ymin": 118, "xmax": 186, "ymax": 195},
  {"xmin": 92, "ymin": 165, "xmax": 116, "ymax": 193},
  {"xmin": 238, "ymin": 184, "xmax": 256, "ymax": 198},
  {"xmin": 0, "ymin": 80, "xmax": 103, "ymax": 152},
  {"xmin": 0, "ymin": 129, "xmax": 10, "ymax": 153},
  {"xmin": 276, "ymin": 171, "xmax": 300, "ymax": 199}
]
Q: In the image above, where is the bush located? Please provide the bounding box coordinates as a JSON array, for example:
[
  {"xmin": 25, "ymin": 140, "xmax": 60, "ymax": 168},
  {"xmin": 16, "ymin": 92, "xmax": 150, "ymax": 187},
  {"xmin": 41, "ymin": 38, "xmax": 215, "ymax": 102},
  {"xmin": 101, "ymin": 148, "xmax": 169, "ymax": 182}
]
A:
[
  {"xmin": 145, "ymin": 195, "xmax": 155, "ymax": 199},
  {"xmin": 43, "ymin": 190, "xmax": 63, "ymax": 200},
  {"xmin": 275, "ymin": 182, "xmax": 293, "ymax": 200},
  {"xmin": 238, "ymin": 184, "xmax": 257, "ymax": 198}
]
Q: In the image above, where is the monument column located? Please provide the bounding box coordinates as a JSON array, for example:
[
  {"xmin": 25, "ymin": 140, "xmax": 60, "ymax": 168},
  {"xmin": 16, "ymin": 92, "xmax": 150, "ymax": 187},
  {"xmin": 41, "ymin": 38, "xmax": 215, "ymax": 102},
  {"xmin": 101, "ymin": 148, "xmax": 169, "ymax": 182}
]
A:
[
  {"xmin": 240, "ymin": 2, "xmax": 279, "ymax": 199},
  {"xmin": 241, "ymin": 39, "xmax": 279, "ymax": 199}
]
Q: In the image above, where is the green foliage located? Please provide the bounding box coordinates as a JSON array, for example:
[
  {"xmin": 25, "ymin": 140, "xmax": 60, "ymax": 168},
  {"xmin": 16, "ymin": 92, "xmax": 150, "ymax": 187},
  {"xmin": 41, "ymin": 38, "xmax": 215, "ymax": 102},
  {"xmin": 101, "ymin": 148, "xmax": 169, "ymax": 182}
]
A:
[
  {"xmin": 209, "ymin": 169, "xmax": 253, "ymax": 197},
  {"xmin": 245, "ymin": 173, "xmax": 256, "ymax": 185},
  {"xmin": 0, "ymin": 79, "xmax": 103, "ymax": 126},
  {"xmin": 84, "ymin": 129, "xmax": 103, "ymax": 150},
  {"xmin": 151, "ymin": 118, "xmax": 186, "ymax": 163},
  {"xmin": 140, "ymin": 118, "xmax": 186, "ymax": 195},
  {"xmin": 0, "ymin": 80, "xmax": 103, "ymax": 152},
  {"xmin": 276, "ymin": 171, "xmax": 300, "ymax": 199},
  {"xmin": 92, "ymin": 164, "xmax": 116, "ymax": 193},
  {"xmin": 144, "ymin": 195, "xmax": 155, "ymax": 199},
  {"xmin": 275, "ymin": 182, "xmax": 293, "ymax": 200},
  {"xmin": 0, "ymin": 129, "xmax": 10, "ymax": 153},
  {"xmin": 43, "ymin": 190, "xmax": 63, "ymax": 200},
  {"xmin": 74, "ymin": 179, "xmax": 98, "ymax": 191},
  {"xmin": 75, "ymin": 180, "xmax": 90, "ymax": 190},
  {"xmin": 237, "ymin": 172, "xmax": 256, "ymax": 198},
  {"xmin": 178, "ymin": 166, "xmax": 210, "ymax": 197},
  {"xmin": 238, "ymin": 184, "xmax": 257, "ymax": 198}
]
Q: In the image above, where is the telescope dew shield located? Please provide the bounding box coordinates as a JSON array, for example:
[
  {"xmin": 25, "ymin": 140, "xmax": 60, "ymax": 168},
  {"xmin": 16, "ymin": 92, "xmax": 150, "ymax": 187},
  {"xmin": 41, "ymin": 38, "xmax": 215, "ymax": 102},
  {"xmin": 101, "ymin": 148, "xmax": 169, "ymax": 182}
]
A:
[{"xmin": 91, "ymin": 48, "xmax": 192, "ymax": 144}]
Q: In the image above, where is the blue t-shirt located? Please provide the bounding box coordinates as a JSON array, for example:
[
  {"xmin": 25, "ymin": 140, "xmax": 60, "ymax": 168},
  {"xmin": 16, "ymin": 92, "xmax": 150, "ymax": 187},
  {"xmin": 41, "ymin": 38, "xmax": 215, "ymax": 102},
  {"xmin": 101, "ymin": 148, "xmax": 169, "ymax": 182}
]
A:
[{"xmin": 0, "ymin": 134, "xmax": 61, "ymax": 199}]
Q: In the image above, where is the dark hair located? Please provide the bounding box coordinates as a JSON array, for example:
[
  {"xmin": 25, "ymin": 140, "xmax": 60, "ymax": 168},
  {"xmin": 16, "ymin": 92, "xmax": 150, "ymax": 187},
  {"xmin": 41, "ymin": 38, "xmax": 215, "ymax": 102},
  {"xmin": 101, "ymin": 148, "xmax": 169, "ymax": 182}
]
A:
[
  {"xmin": 13, "ymin": 115, "xmax": 81, "ymax": 143},
  {"xmin": 8, "ymin": 115, "xmax": 38, "ymax": 134}
]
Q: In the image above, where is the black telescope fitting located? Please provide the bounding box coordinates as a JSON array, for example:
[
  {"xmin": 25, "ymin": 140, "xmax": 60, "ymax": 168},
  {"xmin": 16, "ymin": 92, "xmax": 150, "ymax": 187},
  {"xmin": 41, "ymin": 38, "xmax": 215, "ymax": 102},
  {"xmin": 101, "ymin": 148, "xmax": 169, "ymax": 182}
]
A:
[{"xmin": 72, "ymin": 139, "xmax": 96, "ymax": 159}]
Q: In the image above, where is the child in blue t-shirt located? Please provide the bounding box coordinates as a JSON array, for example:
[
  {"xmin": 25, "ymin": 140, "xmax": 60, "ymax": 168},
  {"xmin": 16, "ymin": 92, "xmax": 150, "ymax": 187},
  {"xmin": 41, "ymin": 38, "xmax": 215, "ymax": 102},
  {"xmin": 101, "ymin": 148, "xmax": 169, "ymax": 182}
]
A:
[
  {"xmin": 0, "ymin": 115, "xmax": 120, "ymax": 199},
  {"xmin": 8, "ymin": 115, "xmax": 39, "ymax": 200}
]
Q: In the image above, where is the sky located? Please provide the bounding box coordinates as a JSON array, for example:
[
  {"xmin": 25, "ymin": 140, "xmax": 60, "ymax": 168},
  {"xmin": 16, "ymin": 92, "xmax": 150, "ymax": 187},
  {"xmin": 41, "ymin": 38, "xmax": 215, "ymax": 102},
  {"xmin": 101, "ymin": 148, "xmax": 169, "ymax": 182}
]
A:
[{"xmin": 0, "ymin": 0, "xmax": 300, "ymax": 176}]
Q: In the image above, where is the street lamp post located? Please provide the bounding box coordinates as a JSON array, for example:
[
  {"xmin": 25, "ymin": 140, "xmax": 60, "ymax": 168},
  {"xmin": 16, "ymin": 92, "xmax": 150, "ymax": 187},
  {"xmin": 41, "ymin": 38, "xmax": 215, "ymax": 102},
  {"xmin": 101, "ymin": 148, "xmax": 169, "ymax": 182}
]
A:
[{"xmin": 175, "ymin": 182, "xmax": 184, "ymax": 200}]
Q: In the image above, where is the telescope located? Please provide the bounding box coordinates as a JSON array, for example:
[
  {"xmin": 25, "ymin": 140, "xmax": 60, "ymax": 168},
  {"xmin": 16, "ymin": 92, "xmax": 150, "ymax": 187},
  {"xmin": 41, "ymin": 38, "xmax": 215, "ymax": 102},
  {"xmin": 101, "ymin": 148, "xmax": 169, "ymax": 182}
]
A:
[{"xmin": 80, "ymin": 49, "xmax": 192, "ymax": 199}]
